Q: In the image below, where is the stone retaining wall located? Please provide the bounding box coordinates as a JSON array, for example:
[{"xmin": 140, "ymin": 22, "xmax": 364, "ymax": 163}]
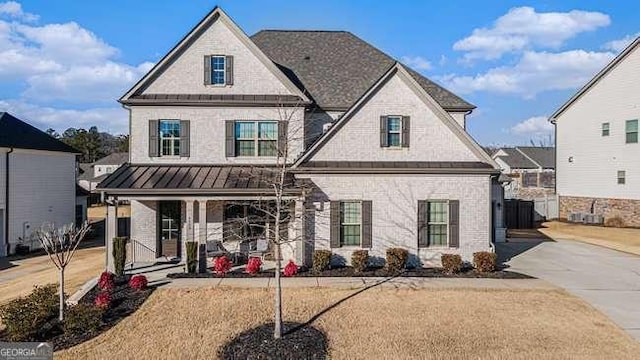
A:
[{"xmin": 559, "ymin": 196, "xmax": 640, "ymax": 227}]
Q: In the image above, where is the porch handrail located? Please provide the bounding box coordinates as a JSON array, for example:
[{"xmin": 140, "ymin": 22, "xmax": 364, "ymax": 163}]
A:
[{"xmin": 127, "ymin": 238, "xmax": 156, "ymax": 267}]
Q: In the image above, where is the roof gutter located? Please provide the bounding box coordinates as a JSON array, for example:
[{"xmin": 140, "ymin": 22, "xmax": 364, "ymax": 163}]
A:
[
  {"xmin": 291, "ymin": 167, "xmax": 500, "ymax": 175},
  {"xmin": 4, "ymin": 147, "xmax": 13, "ymax": 256}
]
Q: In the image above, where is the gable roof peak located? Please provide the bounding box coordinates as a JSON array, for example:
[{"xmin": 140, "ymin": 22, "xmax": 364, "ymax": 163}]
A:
[{"xmin": 0, "ymin": 112, "xmax": 78, "ymax": 153}]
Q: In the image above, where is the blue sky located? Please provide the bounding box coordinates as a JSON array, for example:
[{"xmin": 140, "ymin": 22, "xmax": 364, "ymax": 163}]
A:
[{"xmin": 1, "ymin": 1, "xmax": 638, "ymax": 146}]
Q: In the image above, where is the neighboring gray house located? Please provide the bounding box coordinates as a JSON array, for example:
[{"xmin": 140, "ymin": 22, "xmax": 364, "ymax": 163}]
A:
[
  {"xmin": 78, "ymin": 152, "xmax": 128, "ymax": 194},
  {"xmin": 0, "ymin": 112, "xmax": 78, "ymax": 256},
  {"xmin": 98, "ymin": 7, "xmax": 503, "ymax": 269},
  {"xmin": 492, "ymin": 146, "xmax": 555, "ymax": 198}
]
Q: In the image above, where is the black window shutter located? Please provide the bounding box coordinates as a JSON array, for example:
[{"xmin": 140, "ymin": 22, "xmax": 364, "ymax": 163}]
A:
[
  {"xmin": 180, "ymin": 120, "xmax": 190, "ymax": 157},
  {"xmin": 361, "ymin": 201, "xmax": 372, "ymax": 248},
  {"xmin": 225, "ymin": 55, "xmax": 234, "ymax": 85},
  {"xmin": 417, "ymin": 200, "xmax": 427, "ymax": 248},
  {"xmin": 402, "ymin": 116, "xmax": 410, "ymax": 148},
  {"xmin": 277, "ymin": 121, "xmax": 287, "ymax": 156},
  {"xmin": 225, "ymin": 120, "xmax": 236, "ymax": 157},
  {"xmin": 330, "ymin": 201, "xmax": 340, "ymax": 248},
  {"xmin": 449, "ymin": 200, "xmax": 459, "ymax": 248},
  {"xmin": 148, "ymin": 120, "xmax": 159, "ymax": 157},
  {"xmin": 203, "ymin": 56, "xmax": 211, "ymax": 85},
  {"xmin": 380, "ymin": 116, "xmax": 388, "ymax": 147}
]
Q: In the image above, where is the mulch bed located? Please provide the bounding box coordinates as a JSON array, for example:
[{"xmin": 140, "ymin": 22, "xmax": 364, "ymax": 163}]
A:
[
  {"xmin": 218, "ymin": 322, "xmax": 328, "ymax": 360},
  {"xmin": 0, "ymin": 275, "xmax": 154, "ymax": 351},
  {"xmin": 168, "ymin": 266, "xmax": 533, "ymax": 279}
]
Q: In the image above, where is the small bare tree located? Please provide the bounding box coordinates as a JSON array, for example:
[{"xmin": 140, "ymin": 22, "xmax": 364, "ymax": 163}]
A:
[{"xmin": 36, "ymin": 222, "xmax": 91, "ymax": 321}]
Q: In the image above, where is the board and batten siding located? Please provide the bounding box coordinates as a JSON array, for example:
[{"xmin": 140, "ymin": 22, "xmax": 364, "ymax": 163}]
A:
[
  {"xmin": 130, "ymin": 106, "xmax": 305, "ymax": 164},
  {"xmin": 310, "ymin": 73, "xmax": 479, "ymax": 162},
  {"xmin": 555, "ymin": 44, "xmax": 640, "ymax": 201},
  {"xmin": 141, "ymin": 15, "xmax": 294, "ymax": 96},
  {"xmin": 5, "ymin": 150, "xmax": 75, "ymax": 255},
  {"xmin": 303, "ymin": 174, "xmax": 492, "ymax": 266}
]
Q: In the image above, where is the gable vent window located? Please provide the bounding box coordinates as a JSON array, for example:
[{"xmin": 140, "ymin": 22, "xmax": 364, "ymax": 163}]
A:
[
  {"xmin": 626, "ymin": 119, "xmax": 638, "ymax": 144},
  {"xmin": 618, "ymin": 170, "xmax": 626, "ymax": 185},
  {"xmin": 602, "ymin": 122, "xmax": 610, "ymax": 137},
  {"xmin": 380, "ymin": 115, "xmax": 410, "ymax": 148},
  {"xmin": 211, "ymin": 56, "xmax": 225, "ymax": 85},
  {"xmin": 204, "ymin": 55, "xmax": 233, "ymax": 85}
]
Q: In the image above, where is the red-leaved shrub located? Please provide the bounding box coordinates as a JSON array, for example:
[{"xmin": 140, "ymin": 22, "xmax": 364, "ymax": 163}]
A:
[
  {"xmin": 213, "ymin": 256, "xmax": 232, "ymax": 275},
  {"xmin": 97, "ymin": 271, "xmax": 115, "ymax": 292},
  {"xmin": 245, "ymin": 257, "xmax": 262, "ymax": 275},
  {"xmin": 283, "ymin": 260, "xmax": 298, "ymax": 277},
  {"xmin": 129, "ymin": 275, "xmax": 148, "ymax": 291},
  {"xmin": 94, "ymin": 292, "xmax": 111, "ymax": 309}
]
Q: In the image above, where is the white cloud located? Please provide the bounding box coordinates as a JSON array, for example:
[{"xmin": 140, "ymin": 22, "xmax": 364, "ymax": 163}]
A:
[
  {"xmin": 603, "ymin": 33, "xmax": 640, "ymax": 52},
  {"xmin": 510, "ymin": 115, "xmax": 553, "ymax": 136},
  {"xmin": 0, "ymin": 99, "xmax": 129, "ymax": 134},
  {"xmin": 454, "ymin": 7, "xmax": 610, "ymax": 60},
  {"xmin": 0, "ymin": 1, "xmax": 38, "ymax": 22},
  {"xmin": 438, "ymin": 49, "xmax": 614, "ymax": 98},
  {"xmin": 401, "ymin": 56, "xmax": 432, "ymax": 71}
]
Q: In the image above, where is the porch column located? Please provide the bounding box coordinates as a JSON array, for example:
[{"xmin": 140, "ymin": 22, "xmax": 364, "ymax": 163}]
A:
[
  {"xmin": 293, "ymin": 197, "xmax": 306, "ymax": 266},
  {"xmin": 198, "ymin": 200, "xmax": 207, "ymax": 273},
  {"xmin": 105, "ymin": 204, "xmax": 117, "ymax": 272},
  {"xmin": 182, "ymin": 200, "xmax": 195, "ymax": 264}
]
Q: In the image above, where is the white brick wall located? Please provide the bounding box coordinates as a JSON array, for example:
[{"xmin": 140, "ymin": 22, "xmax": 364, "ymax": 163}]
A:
[
  {"xmin": 130, "ymin": 200, "xmax": 158, "ymax": 262},
  {"xmin": 302, "ymin": 174, "xmax": 492, "ymax": 266},
  {"xmin": 311, "ymin": 73, "xmax": 479, "ymax": 162},
  {"xmin": 130, "ymin": 106, "xmax": 305, "ymax": 164},
  {"xmin": 556, "ymin": 44, "xmax": 640, "ymax": 200},
  {"xmin": 142, "ymin": 17, "xmax": 294, "ymax": 96},
  {"xmin": 6, "ymin": 150, "xmax": 76, "ymax": 254}
]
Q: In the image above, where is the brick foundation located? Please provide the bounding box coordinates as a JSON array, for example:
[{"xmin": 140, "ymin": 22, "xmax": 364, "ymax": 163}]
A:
[{"xmin": 559, "ymin": 196, "xmax": 640, "ymax": 228}]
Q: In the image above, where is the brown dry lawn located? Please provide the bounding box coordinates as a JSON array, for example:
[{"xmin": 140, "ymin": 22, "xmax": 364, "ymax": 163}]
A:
[
  {"xmin": 539, "ymin": 221, "xmax": 640, "ymax": 255},
  {"xmin": 57, "ymin": 287, "xmax": 640, "ymax": 360},
  {"xmin": 87, "ymin": 204, "xmax": 131, "ymax": 220},
  {"xmin": 0, "ymin": 246, "xmax": 105, "ymax": 305}
]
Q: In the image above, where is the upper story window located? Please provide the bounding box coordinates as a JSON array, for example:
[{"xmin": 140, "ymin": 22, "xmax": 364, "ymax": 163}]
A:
[
  {"xmin": 602, "ymin": 122, "xmax": 610, "ymax": 137},
  {"xmin": 618, "ymin": 170, "xmax": 626, "ymax": 185},
  {"xmin": 626, "ymin": 120, "xmax": 638, "ymax": 143},
  {"xmin": 204, "ymin": 55, "xmax": 233, "ymax": 86},
  {"xmin": 235, "ymin": 121, "xmax": 278, "ymax": 157},
  {"xmin": 380, "ymin": 115, "xmax": 409, "ymax": 148},
  {"xmin": 159, "ymin": 120, "xmax": 181, "ymax": 156},
  {"xmin": 211, "ymin": 56, "xmax": 225, "ymax": 85}
]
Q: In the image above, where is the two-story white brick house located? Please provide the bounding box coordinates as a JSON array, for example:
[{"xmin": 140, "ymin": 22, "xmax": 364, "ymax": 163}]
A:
[
  {"xmin": 551, "ymin": 37, "xmax": 640, "ymax": 227},
  {"xmin": 98, "ymin": 7, "xmax": 501, "ymax": 269}
]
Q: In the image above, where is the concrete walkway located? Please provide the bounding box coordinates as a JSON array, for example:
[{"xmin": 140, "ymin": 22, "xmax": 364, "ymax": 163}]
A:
[
  {"xmin": 165, "ymin": 276, "xmax": 554, "ymax": 290},
  {"xmin": 498, "ymin": 238, "xmax": 640, "ymax": 340}
]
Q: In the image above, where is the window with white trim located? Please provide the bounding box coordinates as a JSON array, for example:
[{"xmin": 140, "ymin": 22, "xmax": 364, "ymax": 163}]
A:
[
  {"xmin": 626, "ymin": 120, "xmax": 638, "ymax": 144},
  {"xmin": 159, "ymin": 120, "xmax": 180, "ymax": 156},
  {"xmin": 618, "ymin": 170, "xmax": 626, "ymax": 185},
  {"xmin": 602, "ymin": 122, "xmax": 610, "ymax": 137},
  {"xmin": 235, "ymin": 121, "xmax": 278, "ymax": 156},
  {"xmin": 340, "ymin": 201, "xmax": 361, "ymax": 246},
  {"xmin": 387, "ymin": 116, "xmax": 402, "ymax": 147},
  {"xmin": 211, "ymin": 56, "xmax": 226, "ymax": 85},
  {"xmin": 426, "ymin": 201, "xmax": 448, "ymax": 246}
]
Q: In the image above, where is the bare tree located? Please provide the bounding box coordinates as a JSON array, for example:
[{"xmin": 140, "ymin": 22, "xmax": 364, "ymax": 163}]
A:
[{"xmin": 36, "ymin": 222, "xmax": 91, "ymax": 321}]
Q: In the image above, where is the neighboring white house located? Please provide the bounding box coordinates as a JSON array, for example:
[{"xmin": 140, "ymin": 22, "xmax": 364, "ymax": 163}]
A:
[
  {"xmin": 550, "ymin": 37, "xmax": 640, "ymax": 227},
  {"xmin": 0, "ymin": 112, "xmax": 78, "ymax": 257},
  {"xmin": 78, "ymin": 152, "xmax": 128, "ymax": 193},
  {"xmin": 492, "ymin": 146, "xmax": 555, "ymax": 199},
  {"xmin": 98, "ymin": 7, "xmax": 503, "ymax": 270}
]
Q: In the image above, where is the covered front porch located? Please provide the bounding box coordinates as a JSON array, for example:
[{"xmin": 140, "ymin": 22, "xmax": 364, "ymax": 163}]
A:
[{"xmin": 97, "ymin": 164, "xmax": 308, "ymax": 272}]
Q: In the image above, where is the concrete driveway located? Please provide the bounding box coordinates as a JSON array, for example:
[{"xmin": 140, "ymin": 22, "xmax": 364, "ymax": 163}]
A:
[{"xmin": 498, "ymin": 238, "xmax": 640, "ymax": 340}]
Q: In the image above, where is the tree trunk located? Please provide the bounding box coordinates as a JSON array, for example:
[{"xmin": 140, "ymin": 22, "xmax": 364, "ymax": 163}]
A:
[
  {"xmin": 273, "ymin": 238, "xmax": 283, "ymax": 339},
  {"xmin": 59, "ymin": 268, "xmax": 65, "ymax": 321}
]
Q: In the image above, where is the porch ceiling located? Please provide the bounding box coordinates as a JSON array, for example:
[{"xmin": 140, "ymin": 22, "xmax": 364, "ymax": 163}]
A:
[{"xmin": 96, "ymin": 164, "xmax": 300, "ymax": 196}]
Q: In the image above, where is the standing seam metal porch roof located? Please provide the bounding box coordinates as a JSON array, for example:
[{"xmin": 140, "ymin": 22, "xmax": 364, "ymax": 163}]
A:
[{"xmin": 96, "ymin": 164, "xmax": 299, "ymax": 194}]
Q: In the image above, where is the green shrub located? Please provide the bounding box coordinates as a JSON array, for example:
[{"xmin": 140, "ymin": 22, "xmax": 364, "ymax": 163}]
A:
[
  {"xmin": 312, "ymin": 250, "xmax": 332, "ymax": 273},
  {"xmin": 64, "ymin": 304, "xmax": 103, "ymax": 334},
  {"xmin": 0, "ymin": 284, "xmax": 58, "ymax": 341},
  {"xmin": 473, "ymin": 251, "xmax": 497, "ymax": 273},
  {"xmin": 351, "ymin": 250, "xmax": 369, "ymax": 273},
  {"xmin": 441, "ymin": 254, "xmax": 463, "ymax": 274},
  {"xmin": 186, "ymin": 241, "xmax": 198, "ymax": 273},
  {"xmin": 113, "ymin": 237, "xmax": 127, "ymax": 276},
  {"xmin": 385, "ymin": 248, "xmax": 409, "ymax": 272}
]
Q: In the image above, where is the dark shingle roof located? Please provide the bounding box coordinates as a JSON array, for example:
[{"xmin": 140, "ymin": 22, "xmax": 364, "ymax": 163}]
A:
[
  {"xmin": 251, "ymin": 30, "xmax": 474, "ymax": 111},
  {"xmin": 93, "ymin": 152, "xmax": 129, "ymax": 166},
  {"xmin": 494, "ymin": 148, "xmax": 537, "ymax": 169},
  {"xmin": 517, "ymin": 147, "xmax": 555, "ymax": 169},
  {"xmin": 0, "ymin": 112, "xmax": 77, "ymax": 153}
]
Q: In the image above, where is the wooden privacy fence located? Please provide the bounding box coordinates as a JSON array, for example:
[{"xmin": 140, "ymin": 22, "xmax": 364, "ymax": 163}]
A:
[{"xmin": 504, "ymin": 195, "xmax": 558, "ymax": 229}]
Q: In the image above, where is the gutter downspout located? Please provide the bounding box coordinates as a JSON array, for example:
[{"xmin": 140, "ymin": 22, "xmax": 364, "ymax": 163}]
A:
[{"xmin": 5, "ymin": 147, "xmax": 14, "ymax": 256}]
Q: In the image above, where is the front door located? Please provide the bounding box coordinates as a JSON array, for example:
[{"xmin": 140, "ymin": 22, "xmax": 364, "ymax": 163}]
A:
[{"xmin": 159, "ymin": 201, "xmax": 181, "ymax": 258}]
